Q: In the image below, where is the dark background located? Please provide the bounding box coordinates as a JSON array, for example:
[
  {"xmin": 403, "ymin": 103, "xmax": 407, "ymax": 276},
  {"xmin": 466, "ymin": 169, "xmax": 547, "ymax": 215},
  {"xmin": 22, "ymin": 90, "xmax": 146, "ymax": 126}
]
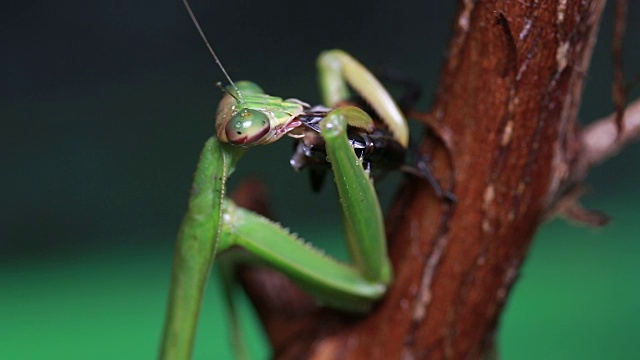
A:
[{"xmin": 2, "ymin": 1, "xmax": 639, "ymax": 359}]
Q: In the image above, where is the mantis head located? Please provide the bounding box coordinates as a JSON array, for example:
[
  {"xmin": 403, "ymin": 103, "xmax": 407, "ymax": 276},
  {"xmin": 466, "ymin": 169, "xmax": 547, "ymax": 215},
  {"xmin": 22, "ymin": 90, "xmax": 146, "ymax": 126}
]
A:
[
  {"xmin": 215, "ymin": 81, "xmax": 268, "ymax": 146},
  {"xmin": 215, "ymin": 81, "xmax": 306, "ymax": 147},
  {"xmin": 181, "ymin": 0, "xmax": 304, "ymax": 147}
]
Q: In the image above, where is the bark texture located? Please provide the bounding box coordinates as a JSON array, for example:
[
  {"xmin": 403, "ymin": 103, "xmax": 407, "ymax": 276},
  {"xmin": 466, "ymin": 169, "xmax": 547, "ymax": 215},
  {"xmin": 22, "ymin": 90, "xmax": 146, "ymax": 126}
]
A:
[{"xmin": 233, "ymin": 1, "xmax": 635, "ymax": 358}]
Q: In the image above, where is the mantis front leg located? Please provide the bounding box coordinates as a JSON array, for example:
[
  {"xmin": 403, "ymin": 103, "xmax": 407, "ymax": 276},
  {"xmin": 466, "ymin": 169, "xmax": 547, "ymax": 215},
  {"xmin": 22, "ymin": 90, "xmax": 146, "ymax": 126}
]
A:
[
  {"xmin": 160, "ymin": 107, "xmax": 392, "ymax": 359},
  {"xmin": 218, "ymin": 107, "xmax": 392, "ymax": 308},
  {"xmin": 318, "ymin": 49, "xmax": 409, "ymax": 148}
]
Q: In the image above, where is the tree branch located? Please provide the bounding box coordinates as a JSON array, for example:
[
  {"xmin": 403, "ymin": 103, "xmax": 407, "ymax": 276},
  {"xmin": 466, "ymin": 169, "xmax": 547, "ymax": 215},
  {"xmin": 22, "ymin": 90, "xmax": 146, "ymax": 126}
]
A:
[
  {"xmin": 580, "ymin": 98, "xmax": 640, "ymax": 173},
  {"xmin": 235, "ymin": 1, "xmax": 640, "ymax": 359}
]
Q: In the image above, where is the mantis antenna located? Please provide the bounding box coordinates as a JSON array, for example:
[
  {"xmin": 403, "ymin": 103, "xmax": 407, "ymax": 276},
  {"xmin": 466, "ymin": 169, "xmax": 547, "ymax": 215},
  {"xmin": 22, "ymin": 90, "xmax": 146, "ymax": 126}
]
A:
[{"xmin": 183, "ymin": 0, "xmax": 244, "ymax": 101}]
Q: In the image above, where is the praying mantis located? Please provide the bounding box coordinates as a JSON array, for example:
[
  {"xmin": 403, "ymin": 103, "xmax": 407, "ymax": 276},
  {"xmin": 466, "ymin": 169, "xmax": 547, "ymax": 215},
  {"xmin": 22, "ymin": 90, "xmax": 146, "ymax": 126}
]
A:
[{"xmin": 160, "ymin": 1, "xmax": 424, "ymax": 359}]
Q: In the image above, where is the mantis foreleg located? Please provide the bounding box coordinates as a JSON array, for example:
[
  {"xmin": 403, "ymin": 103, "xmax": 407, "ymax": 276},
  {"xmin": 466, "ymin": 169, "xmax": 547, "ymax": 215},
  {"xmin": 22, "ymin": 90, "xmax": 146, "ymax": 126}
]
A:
[
  {"xmin": 160, "ymin": 106, "xmax": 391, "ymax": 359},
  {"xmin": 218, "ymin": 106, "xmax": 391, "ymax": 310},
  {"xmin": 317, "ymin": 49, "xmax": 409, "ymax": 148}
]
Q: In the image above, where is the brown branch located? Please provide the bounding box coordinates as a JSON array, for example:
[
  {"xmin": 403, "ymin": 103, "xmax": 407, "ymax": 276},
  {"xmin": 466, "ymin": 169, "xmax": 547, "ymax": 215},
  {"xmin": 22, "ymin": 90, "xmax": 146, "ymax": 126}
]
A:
[
  {"xmin": 580, "ymin": 98, "xmax": 640, "ymax": 174},
  {"xmin": 546, "ymin": 98, "xmax": 640, "ymax": 225},
  {"xmin": 233, "ymin": 1, "xmax": 640, "ymax": 359}
]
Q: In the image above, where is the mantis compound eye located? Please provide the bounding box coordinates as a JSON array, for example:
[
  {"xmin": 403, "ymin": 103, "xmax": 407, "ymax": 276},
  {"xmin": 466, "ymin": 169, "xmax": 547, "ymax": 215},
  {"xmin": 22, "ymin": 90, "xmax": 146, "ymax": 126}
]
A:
[{"xmin": 225, "ymin": 108, "xmax": 270, "ymax": 145}]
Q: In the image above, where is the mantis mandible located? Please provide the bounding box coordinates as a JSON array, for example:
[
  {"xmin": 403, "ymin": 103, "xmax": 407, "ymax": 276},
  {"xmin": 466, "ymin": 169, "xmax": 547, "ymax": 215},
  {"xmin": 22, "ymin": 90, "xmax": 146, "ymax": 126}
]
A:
[{"xmin": 160, "ymin": 1, "xmax": 414, "ymax": 358}]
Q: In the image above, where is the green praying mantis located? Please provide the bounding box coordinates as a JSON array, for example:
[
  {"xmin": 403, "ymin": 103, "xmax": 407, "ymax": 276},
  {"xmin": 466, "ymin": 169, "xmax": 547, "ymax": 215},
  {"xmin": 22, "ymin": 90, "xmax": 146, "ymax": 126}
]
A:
[{"xmin": 160, "ymin": 1, "xmax": 435, "ymax": 358}]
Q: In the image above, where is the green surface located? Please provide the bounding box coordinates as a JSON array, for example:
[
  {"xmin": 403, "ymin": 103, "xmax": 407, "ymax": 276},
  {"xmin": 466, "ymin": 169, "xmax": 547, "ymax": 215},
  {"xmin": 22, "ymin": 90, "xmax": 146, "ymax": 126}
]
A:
[
  {"xmin": 2, "ymin": 199, "xmax": 639, "ymax": 359},
  {"xmin": 0, "ymin": 241, "xmax": 268, "ymax": 360},
  {"xmin": 500, "ymin": 198, "xmax": 640, "ymax": 359}
]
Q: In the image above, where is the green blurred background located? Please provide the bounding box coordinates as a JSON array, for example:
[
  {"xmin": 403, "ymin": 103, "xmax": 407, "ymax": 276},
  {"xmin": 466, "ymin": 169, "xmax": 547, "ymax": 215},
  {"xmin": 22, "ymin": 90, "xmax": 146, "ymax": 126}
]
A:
[{"xmin": 2, "ymin": 1, "xmax": 639, "ymax": 359}]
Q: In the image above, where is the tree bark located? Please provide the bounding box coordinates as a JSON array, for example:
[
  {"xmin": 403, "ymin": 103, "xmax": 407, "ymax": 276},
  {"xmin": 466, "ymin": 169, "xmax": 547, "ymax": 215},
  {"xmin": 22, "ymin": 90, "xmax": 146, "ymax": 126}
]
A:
[{"xmin": 233, "ymin": 1, "xmax": 640, "ymax": 358}]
